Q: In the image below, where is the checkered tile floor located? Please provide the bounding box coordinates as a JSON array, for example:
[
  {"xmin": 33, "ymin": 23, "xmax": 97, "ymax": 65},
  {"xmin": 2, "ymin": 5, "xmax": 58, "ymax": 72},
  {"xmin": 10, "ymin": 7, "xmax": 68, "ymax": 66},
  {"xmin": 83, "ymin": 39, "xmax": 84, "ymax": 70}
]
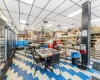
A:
[{"xmin": 5, "ymin": 50, "xmax": 100, "ymax": 80}]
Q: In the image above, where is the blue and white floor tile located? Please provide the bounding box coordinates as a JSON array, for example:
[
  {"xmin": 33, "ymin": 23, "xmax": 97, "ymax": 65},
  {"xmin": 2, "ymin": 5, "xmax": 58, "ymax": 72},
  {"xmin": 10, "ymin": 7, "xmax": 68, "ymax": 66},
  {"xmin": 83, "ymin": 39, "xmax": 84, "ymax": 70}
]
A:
[{"xmin": 5, "ymin": 50, "xmax": 100, "ymax": 80}]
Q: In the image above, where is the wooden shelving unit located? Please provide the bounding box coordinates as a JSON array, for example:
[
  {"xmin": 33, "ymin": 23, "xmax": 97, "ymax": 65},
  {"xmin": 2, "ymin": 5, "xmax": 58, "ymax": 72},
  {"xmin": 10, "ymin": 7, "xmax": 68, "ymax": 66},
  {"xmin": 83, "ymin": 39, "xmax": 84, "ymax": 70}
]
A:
[{"xmin": 91, "ymin": 33, "xmax": 100, "ymax": 60}]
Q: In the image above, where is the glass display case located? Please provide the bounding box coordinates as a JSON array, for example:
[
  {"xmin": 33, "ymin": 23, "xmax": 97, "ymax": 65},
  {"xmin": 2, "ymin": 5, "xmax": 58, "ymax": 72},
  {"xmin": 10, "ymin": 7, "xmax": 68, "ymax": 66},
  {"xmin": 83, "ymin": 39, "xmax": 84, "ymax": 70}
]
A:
[
  {"xmin": 0, "ymin": 20, "xmax": 16, "ymax": 79},
  {"xmin": 0, "ymin": 22, "xmax": 6, "ymax": 74}
]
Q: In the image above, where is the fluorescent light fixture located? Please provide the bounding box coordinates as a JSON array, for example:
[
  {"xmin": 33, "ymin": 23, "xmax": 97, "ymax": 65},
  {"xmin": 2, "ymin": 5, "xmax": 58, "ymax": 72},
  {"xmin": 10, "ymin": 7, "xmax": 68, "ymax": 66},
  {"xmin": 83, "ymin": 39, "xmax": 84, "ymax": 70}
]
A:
[
  {"xmin": 20, "ymin": 0, "xmax": 34, "ymax": 5},
  {"xmin": 91, "ymin": 19, "xmax": 100, "ymax": 22},
  {"xmin": 20, "ymin": 20, "xmax": 26, "ymax": 24},
  {"xmin": 67, "ymin": 9, "xmax": 82, "ymax": 17}
]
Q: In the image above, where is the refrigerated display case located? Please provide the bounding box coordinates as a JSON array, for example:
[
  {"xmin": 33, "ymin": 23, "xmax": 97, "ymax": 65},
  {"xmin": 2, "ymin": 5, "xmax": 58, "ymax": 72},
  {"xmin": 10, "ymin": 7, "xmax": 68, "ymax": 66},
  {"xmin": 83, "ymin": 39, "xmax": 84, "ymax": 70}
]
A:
[
  {"xmin": 0, "ymin": 22, "xmax": 6, "ymax": 75},
  {"xmin": 0, "ymin": 19, "xmax": 16, "ymax": 79}
]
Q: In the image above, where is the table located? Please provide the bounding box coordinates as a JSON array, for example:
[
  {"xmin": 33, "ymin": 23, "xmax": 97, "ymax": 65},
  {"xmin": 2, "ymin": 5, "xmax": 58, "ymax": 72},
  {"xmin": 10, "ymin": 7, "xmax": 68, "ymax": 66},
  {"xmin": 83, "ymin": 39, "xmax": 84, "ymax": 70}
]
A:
[
  {"xmin": 36, "ymin": 48, "xmax": 59, "ymax": 69},
  {"xmin": 36, "ymin": 48, "xmax": 58, "ymax": 58},
  {"xmin": 29, "ymin": 43, "xmax": 40, "ymax": 51}
]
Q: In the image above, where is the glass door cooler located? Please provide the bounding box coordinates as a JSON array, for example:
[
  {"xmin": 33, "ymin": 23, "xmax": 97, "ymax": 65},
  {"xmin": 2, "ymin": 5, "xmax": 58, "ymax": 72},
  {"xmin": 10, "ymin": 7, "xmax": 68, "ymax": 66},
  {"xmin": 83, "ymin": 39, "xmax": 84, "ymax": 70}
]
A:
[
  {"xmin": 0, "ymin": 20, "xmax": 16, "ymax": 79},
  {"xmin": 0, "ymin": 22, "xmax": 6, "ymax": 75}
]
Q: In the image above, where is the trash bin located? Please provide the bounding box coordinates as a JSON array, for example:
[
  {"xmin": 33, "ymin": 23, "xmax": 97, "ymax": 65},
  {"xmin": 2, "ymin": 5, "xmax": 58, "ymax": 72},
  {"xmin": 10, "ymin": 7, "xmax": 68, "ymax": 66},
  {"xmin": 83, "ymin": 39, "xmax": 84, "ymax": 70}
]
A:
[
  {"xmin": 44, "ymin": 44, "xmax": 48, "ymax": 48},
  {"xmin": 71, "ymin": 52, "xmax": 80, "ymax": 65}
]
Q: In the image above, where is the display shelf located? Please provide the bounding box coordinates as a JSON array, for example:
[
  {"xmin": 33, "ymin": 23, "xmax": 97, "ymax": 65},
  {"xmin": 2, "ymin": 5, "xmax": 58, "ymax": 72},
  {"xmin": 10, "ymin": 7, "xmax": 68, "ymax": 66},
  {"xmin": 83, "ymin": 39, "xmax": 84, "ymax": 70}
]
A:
[
  {"xmin": 91, "ymin": 33, "xmax": 100, "ymax": 60},
  {"xmin": 91, "ymin": 33, "xmax": 100, "ymax": 35},
  {"xmin": 0, "ymin": 36, "xmax": 5, "ymax": 64}
]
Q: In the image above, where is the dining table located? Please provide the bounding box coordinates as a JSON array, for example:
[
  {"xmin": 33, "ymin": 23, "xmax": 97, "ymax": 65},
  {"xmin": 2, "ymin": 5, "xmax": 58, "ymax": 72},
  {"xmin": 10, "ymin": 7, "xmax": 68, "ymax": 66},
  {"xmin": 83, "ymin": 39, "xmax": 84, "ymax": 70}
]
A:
[
  {"xmin": 36, "ymin": 48, "xmax": 58, "ymax": 58},
  {"xmin": 36, "ymin": 48, "xmax": 59, "ymax": 68}
]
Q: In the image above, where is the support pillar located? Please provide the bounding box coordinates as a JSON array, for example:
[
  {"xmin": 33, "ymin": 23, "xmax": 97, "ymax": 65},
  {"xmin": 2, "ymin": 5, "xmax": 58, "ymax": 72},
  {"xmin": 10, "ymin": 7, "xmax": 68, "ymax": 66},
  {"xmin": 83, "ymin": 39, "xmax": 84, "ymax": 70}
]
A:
[{"xmin": 81, "ymin": 1, "xmax": 91, "ymax": 69}]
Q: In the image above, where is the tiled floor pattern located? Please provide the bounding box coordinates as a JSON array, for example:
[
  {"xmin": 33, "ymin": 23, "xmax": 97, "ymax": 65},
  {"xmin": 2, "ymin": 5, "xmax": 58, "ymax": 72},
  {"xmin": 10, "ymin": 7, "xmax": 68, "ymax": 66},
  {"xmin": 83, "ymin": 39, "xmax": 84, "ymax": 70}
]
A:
[{"xmin": 5, "ymin": 50, "xmax": 100, "ymax": 80}]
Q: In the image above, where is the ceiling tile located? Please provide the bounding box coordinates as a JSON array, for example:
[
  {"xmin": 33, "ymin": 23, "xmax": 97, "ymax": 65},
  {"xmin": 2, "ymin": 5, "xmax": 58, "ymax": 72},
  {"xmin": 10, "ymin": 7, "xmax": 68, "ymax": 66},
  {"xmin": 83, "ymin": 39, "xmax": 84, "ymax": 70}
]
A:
[
  {"xmin": 38, "ymin": 10, "xmax": 50, "ymax": 18},
  {"xmin": 54, "ymin": 0, "xmax": 73, "ymax": 13},
  {"xmin": 58, "ymin": 17, "xmax": 71, "ymax": 22},
  {"xmin": 52, "ymin": 15, "xmax": 63, "ymax": 21},
  {"xmin": 13, "ymin": 19, "xmax": 19, "ymax": 28},
  {"xmin": 63, "ymin": 18, "xmax": 73, "ymax": 22},
  {"xmin": 62, "ymin": 5, "xmax": 81, "ymax": 16},
  {"xmin": 20, "ymin": 2, "xmax": 31, "ymax": 14},
  {"xmin": 92, "ymin": 12, "xmax": 100, "ymax": 17},
  {"xmin": 2, "ymin": 10, "xmax": 10, "ymax": 17},
  {"xmin": 46, "ymin": 13, "xmax": 57, "ymax": 19},
  {"xmin": 92, "ymin": 6, "xmax": 100, "ymax": 12},
  {"xmin": 34, "ymin": 18, "xmax": 43, "ymax": 24},
  {"xmin": 30, "ymin": 23, "xmax": 37, "ymax": 28},
  {"xmin": 34, "ymin": 0, "xmax": 50, "ymax": 8},
  {"xmin": 30, "ymin": 17, "xmax": 43, "ymax": 27},
  {"xmin": 4, "ymin": 0, "xmax": 19, "ymax": 12},
  {"xmin": 30, "ymin": 7, "xmax": 42, "ymax": 17},
  {"xmin": 91, "ymin": 0, "xmax": 100, "ymax": 8},
  {"xmin": 20, "ymin": 14, "xmax": 28, "ymax": 20},
  {"xmin": 47, "ymin": 20, "xmax": 56, "ymax": 24},
  {"xmin": 28, "ymin": 16, "xmax": 36, "ymax": 22},
  {"xmin": 10, "ymin": 12, "xmax": 19, "ymax": 19},
  {"xmin": 35, "ymin": 23, "xmax": 43, "ymax": 28},
  {"xmin": 7, "ymin": 18, "xmax": 13, "ymax": 24},
  {"xmin": 0, "ymin": 0, "xmax": 6, "ymax": 10},
  {"xmin": 45, "ymin": 0, "xmax": 65, "ymax": 11},
  {"xmin": 72, "ymin": 13, "xmax": 82, "ymax": 21},
  {"xmin": 91, "ymin": 14, "xmax": 98, "ymax": 20},
  {"xmin": 14, "ymin": 19, "xmax": 19, "ymax": 23}
]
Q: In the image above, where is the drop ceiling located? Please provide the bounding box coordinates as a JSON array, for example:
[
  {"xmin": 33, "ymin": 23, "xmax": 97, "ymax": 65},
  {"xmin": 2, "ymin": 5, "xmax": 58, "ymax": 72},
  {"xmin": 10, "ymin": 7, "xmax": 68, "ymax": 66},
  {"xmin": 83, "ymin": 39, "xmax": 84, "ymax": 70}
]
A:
[{"xmin": 0, "ymin": 0, "xmax": 100, "ymax": 31}]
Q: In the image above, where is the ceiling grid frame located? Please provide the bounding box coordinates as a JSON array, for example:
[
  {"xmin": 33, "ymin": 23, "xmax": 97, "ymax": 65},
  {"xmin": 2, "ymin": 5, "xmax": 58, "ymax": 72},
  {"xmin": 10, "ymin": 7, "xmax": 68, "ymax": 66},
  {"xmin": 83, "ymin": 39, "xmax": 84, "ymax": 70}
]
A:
[{"xmin": 0, "ymin": 0, "xmax": 100, "ymax": 30}]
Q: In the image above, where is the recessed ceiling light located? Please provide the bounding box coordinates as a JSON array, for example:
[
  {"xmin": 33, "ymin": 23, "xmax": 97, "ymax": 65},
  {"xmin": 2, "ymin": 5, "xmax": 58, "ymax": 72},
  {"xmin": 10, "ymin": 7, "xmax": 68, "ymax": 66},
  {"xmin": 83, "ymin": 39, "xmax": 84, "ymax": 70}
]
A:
[
  {"xmin": 91, "ymin": 19, "xmax": 100, "ymax": 22},
  {"xmin": 20, "ymin": 0, "xmax": 34, "ymax": 5},
  {"xmin": 20, "ymin": 20, "xmax": 26, "ymax": 24},
  {"xmin": 67, "ymin": 9, "xmax": 82, "ymax": 17}
]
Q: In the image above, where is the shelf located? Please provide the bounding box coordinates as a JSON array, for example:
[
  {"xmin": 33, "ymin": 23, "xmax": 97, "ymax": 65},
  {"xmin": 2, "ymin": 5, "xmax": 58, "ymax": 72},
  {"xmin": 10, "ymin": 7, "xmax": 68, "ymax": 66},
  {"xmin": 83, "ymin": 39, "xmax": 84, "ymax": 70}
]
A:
[
  {"xmin": 91, "ymin": 39, "xmax": 97, "ymax": 41},
  {"xmin": 91, "ymin": 43, "xmax": 95, "ymax": 44},
  {"xmin": 91, "ymin": 33, "xmax": 100, "ymax": 35},
  {"xmin": 67, "ymin": 47, "xmax": 80, "ymax": 51}
]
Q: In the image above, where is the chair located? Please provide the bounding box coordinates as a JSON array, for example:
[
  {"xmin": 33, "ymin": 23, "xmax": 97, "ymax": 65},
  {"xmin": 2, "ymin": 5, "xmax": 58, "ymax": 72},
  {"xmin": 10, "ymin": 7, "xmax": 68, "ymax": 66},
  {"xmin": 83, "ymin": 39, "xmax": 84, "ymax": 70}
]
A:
[
  {"xmin": 32, "ymin": 51, "xmax": 46, "ymax": 76},
  {"xmin": 47, "ymin": 51, "xmax": 61, "ymax": 73},
  {"xmin": 24, "ymin": 44, "xmax": 33, "ymax": 56},
  {"xmin": 46, "ymin": 51, "xmax": 61, "ymax": 80},
  {"xmin": 24, "ymin": 45, "xmax": 30, "ymax": 56}
]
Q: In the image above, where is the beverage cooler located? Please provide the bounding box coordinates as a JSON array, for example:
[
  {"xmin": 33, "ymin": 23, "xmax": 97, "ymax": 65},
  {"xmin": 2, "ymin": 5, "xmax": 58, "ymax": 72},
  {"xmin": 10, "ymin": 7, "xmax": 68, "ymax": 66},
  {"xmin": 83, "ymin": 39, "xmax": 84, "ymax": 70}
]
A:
[{"xmin": 0, "ymin": 20, "xmax": 16, "ymax": 79}]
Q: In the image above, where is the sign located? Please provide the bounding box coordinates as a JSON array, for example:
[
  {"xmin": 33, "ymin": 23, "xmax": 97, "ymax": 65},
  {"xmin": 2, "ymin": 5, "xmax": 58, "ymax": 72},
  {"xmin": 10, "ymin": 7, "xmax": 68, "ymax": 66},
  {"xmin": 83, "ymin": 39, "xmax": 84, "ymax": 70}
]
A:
[{"xmin": 82, "ymin": 30, "xmax": 87, "ymax": 36}]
